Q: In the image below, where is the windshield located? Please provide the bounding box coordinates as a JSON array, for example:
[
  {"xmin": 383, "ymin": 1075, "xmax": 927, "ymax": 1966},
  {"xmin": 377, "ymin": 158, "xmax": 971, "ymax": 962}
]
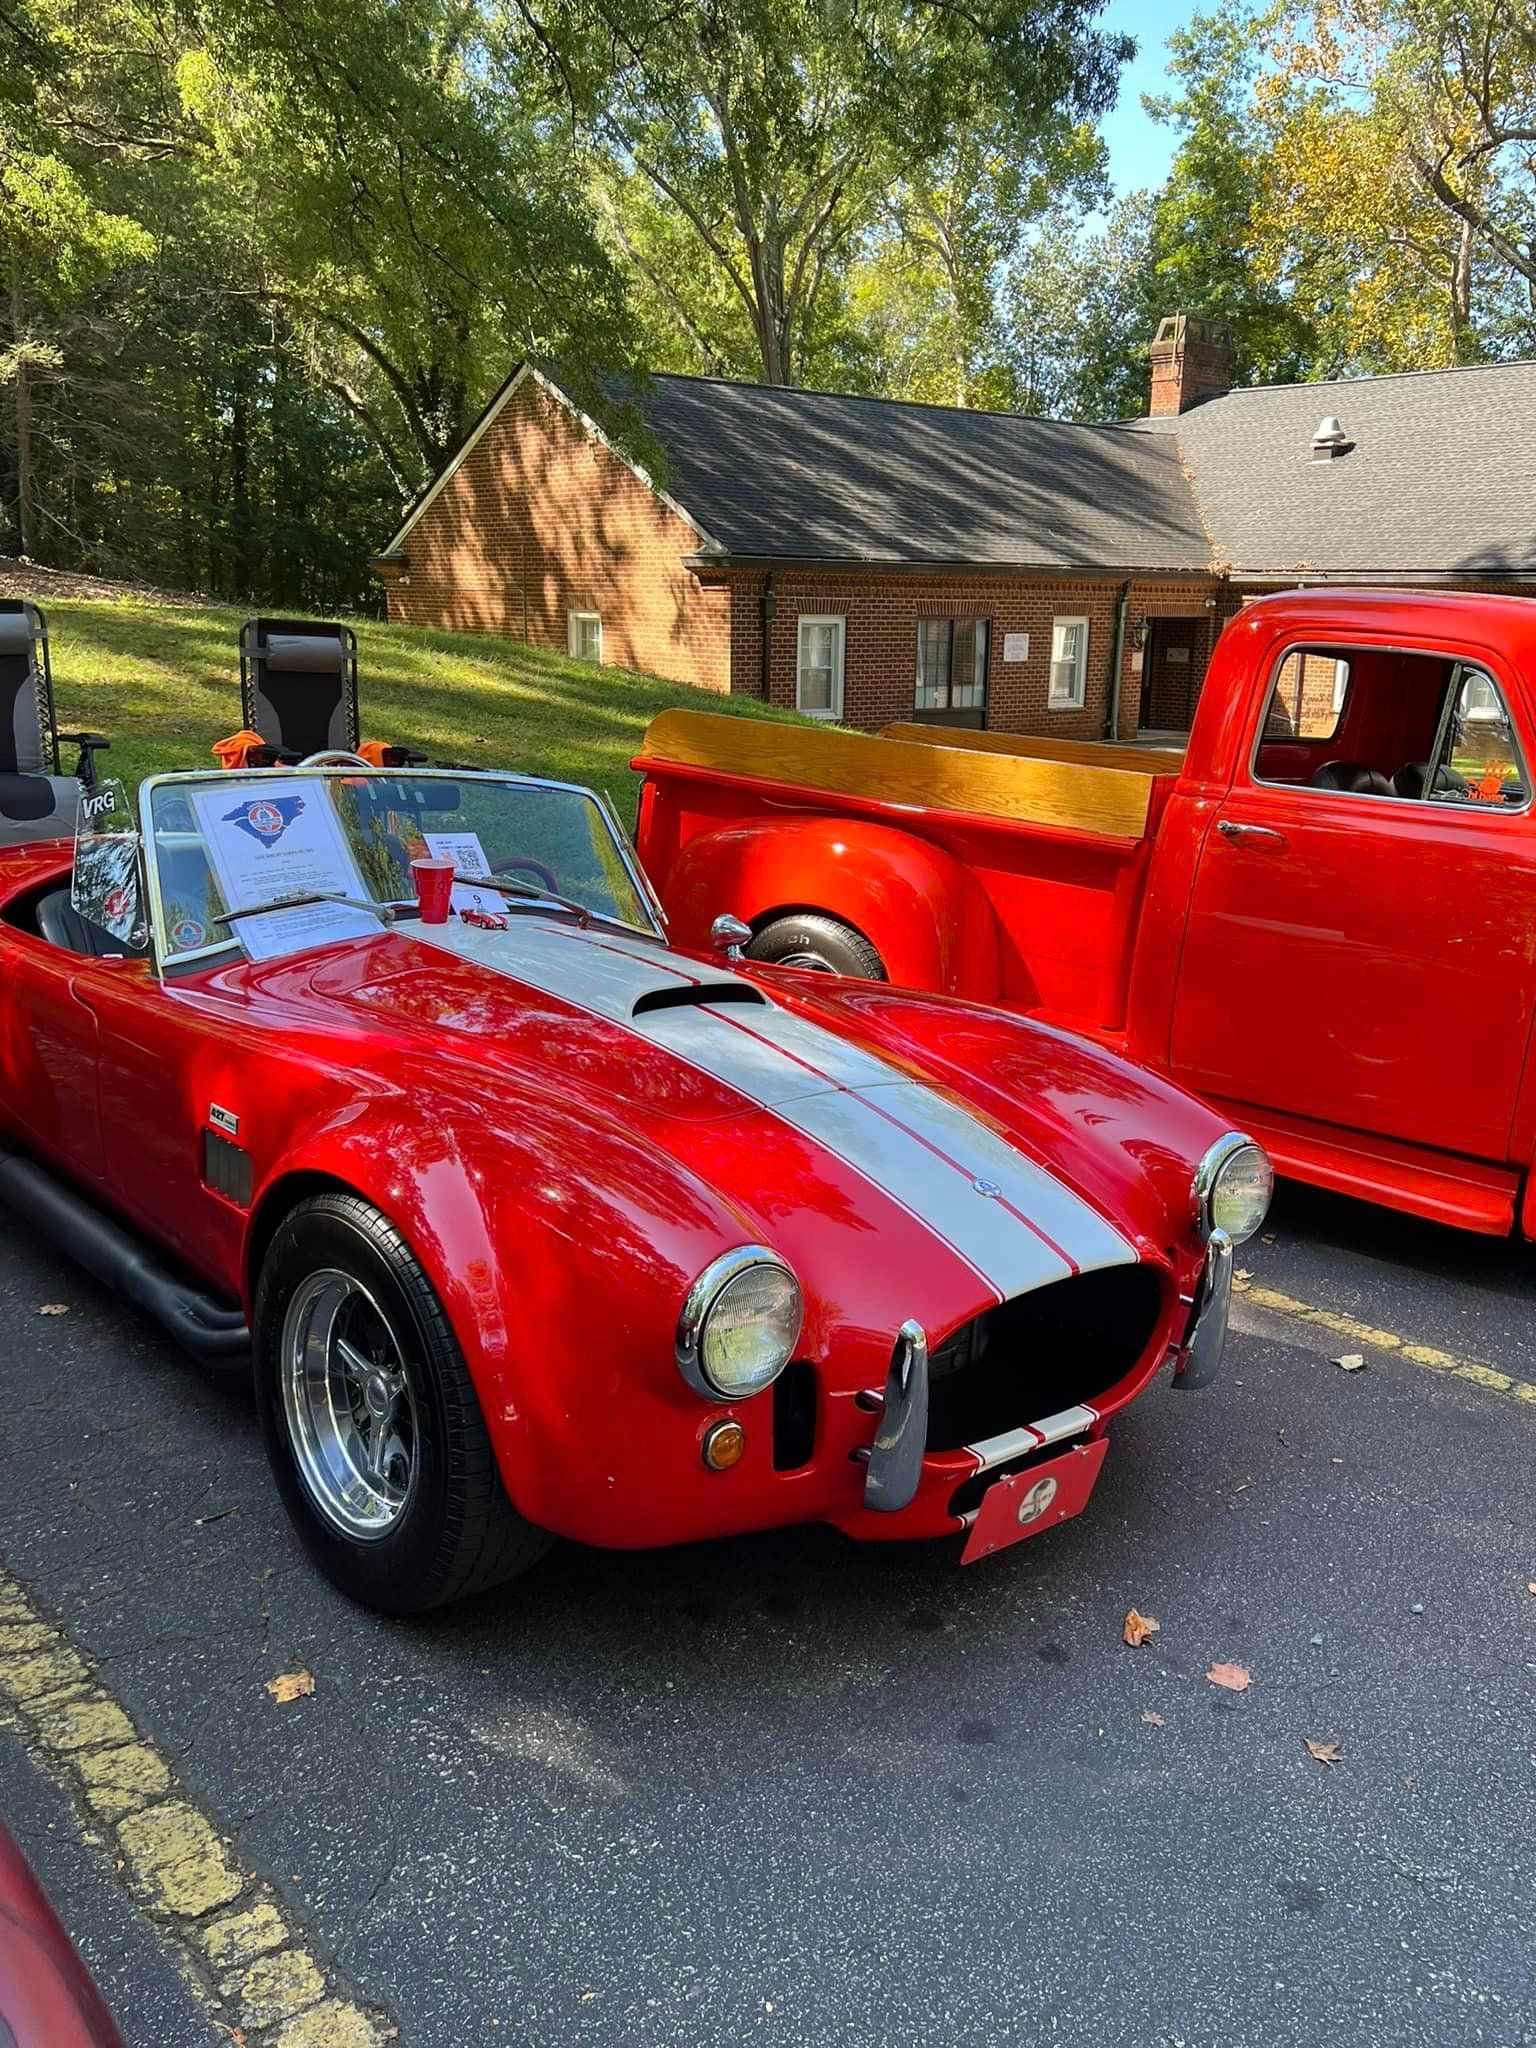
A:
[{"xmin": 143, "ymin": 769, "xmax": 658, "ymax": 966}]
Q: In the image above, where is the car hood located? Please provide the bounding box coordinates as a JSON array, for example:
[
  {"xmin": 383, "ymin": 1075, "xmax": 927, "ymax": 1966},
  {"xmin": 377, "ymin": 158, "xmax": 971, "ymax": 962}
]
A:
[{"xmin": 262, "ymin": 916, "xmax": 1142, "ymax": 1297}]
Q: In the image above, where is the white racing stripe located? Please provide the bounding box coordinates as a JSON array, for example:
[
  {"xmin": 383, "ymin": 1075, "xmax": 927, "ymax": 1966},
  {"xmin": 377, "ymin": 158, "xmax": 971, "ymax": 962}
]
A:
[{"xmin": 407, "ymin": 917, "xmax": 1135, "ymax": 1296}]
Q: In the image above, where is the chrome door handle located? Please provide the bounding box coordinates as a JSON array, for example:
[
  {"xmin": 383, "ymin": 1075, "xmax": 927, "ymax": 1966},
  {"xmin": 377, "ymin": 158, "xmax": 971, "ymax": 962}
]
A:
[{"xmin": 1217, "ymin": 820, "xmax": 1288, "ymax": 849}]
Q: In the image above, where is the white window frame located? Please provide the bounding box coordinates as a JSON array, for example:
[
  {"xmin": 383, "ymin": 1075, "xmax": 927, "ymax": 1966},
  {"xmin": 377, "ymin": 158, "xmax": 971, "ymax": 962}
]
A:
[
  {"xmin": 1049, "ymin": 616, "xmax": 1089, "ymax": 710},
  {"xmin": 796, "ymin": 614, "xmax": 845, "ymax": 720},
  {"xmin": 567, "ymin": 611, "xmax": 603, "ymax": 664}
]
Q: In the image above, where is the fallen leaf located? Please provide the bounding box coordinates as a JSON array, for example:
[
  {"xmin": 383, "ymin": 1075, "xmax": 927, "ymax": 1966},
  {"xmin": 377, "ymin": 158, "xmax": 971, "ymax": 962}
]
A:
[
  {"xmin": 1141, "ymin": 1710, "xmax": 1165, "ymax": 1727},
  {"xmin": 1206, "ymin": 1662, "xmax": 1251, "ymax": 1692},
  {"xmin": 1304, "ymin": 1737, "xmax": 1342, "ymax": 1766},
  {"xmin": 1123, "ymin": 1607, "xmax": 1161, "ymax": 1647},
  {"xmin": 265, "ymin": 1667, "xmax": 315, "ymax": 1704},
  {"xmin": 1333, "ymin": 1353, "xmax": 1366, "ymax": 1373},
  {"xmin": 36, "ymin": 1303, "xmax": 70, "ymax": 1317},
  {"xmin": 1527, "ymin": 1583, "xmax": 1536, "ymax": 1597},
  {"xmin": 1261, "ymin": 1233, "xmax": 1277, "ymax": 1244},
  {"xmin": 1235, "ymin": 1267, "xmax": 1253, "ymax": 1281}
]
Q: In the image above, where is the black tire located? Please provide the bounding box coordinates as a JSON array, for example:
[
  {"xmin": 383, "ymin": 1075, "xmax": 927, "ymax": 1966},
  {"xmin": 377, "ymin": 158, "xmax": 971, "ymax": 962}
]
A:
[
  {"xmin": 253, "ymin": 1192, "xmax": 550, "ymax": 1614},
  {"xmin": 746, "ymin": 912, "xmax": 887, "ymax": 980}
]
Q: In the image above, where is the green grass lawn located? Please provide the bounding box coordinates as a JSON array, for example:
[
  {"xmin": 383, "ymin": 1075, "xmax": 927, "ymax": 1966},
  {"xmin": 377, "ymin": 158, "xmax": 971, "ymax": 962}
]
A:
[{"xmin": 39, "ymin": 600, "xmax": 809, "ymax": 823}]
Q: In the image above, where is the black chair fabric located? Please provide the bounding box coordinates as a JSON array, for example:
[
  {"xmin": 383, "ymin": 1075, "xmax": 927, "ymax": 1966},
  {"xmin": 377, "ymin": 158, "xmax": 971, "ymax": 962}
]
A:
[
  {"xmin": 240, "ymin": 616, "xmax": 358, "ymax": 758},
  {"xmin": 0, "ymin": 603, "xmax": 78, "ymax": 844}
]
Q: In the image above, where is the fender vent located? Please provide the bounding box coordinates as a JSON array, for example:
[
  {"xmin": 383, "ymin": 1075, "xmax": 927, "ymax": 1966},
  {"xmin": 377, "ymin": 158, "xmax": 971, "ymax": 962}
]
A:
[
  {"xmin": 631, "ymin": 982, "xmax": 768, "ymax": 1017},
  {"xmin": 203, "ymin": 1128, "xmax": 253, "ymax": 1207}
]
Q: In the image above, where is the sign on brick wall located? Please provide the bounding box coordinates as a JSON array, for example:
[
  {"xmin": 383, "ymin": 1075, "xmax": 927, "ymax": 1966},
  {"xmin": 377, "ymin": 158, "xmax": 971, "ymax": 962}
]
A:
[{"xmin": 1002, "ymin": 632, "xmax": 1030, "ymax": 663}]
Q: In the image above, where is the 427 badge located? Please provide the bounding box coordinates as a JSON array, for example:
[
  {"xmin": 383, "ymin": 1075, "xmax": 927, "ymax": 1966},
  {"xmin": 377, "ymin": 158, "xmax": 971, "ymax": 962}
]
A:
[{"xmin": 223, "ymin": 794, "xmax": 306, "ymax": 845}]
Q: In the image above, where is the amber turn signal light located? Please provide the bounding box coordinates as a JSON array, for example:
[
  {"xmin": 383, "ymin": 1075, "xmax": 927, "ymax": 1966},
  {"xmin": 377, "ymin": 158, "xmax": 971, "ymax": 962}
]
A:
[{"xmin": 701, "ymin": 1419, "xmax": 746, "ymax": 1471}]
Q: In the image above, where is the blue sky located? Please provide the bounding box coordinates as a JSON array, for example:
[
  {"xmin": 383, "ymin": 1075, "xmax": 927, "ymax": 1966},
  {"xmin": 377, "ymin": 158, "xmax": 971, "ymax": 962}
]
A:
[{"xmin": 1096, "ymin": 0, "xmax": 1188, "ymax": 197}]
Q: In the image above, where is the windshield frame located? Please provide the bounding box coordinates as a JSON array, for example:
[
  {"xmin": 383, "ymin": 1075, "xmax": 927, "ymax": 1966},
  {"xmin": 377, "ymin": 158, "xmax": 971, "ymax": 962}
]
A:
[{"xmin": 138, "ymin": 765, "xmax": 666, "ymax": 976}]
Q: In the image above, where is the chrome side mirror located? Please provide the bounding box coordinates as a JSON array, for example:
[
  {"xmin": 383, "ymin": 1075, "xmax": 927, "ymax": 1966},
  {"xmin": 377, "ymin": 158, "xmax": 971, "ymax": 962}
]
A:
[{"xmin": 710, "ymin": 913, "xmax": 752, "ymax": 962}]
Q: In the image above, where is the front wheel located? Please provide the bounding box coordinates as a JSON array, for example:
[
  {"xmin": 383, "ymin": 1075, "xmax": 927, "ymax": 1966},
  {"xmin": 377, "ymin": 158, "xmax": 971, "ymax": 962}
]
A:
[
  {"xmin": 746, "ymin": 912, "xmax": 886, "ymax": 980},
  {"xmin": 254, "ymin": 1192, "xmax": 550, "ymax": 1613}
]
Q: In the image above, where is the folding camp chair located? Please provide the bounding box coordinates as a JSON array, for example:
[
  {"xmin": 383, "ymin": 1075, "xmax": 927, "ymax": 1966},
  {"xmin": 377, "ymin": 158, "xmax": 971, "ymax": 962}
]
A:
[
  {"xmin": 0, "ymin": 600, "xmax": 107, "ymax": 847},
  {"xmin": 221, "ymin": 616, "xmax": 424, "ymax": 769}
]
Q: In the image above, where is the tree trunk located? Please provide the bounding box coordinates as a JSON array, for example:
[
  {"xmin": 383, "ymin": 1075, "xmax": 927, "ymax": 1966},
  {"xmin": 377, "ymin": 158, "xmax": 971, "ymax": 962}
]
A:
[{"xmin": 10, "ymin": 263, "xmax": 36, "ymax": 559}]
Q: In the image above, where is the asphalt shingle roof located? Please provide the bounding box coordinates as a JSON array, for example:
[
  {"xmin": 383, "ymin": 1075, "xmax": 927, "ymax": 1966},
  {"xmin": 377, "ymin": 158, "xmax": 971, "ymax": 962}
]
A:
[
  {"xmin": 1130, "ymin": 360, "xmax": 1536, "ymax": 579},
  {"xmin": 615, "ymin": 373, "xmax": 1212, "ymax": 572}
]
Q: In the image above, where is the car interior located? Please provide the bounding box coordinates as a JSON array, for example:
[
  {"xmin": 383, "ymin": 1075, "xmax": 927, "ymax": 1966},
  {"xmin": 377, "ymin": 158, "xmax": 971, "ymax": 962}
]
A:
[{"xmin": 1253, "ymin": 645, "xmax": 1529, "ymax": 805}]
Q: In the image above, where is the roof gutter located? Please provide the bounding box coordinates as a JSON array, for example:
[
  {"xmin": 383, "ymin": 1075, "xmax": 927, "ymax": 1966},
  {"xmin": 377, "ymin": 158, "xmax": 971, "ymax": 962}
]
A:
[
  {"xmin": 1229, "ymin": 569, "xmax": 1536, "ymax": 587},
  {"xmin": 683, "ymin": 553, "xmax": 1216, "ymax": 580}
]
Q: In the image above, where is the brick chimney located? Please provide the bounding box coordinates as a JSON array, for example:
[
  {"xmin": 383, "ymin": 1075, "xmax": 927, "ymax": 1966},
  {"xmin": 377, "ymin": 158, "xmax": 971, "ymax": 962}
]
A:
[{"xmin": 1148, "ymin": 314, "xmax": 1235, "ymax": 416}]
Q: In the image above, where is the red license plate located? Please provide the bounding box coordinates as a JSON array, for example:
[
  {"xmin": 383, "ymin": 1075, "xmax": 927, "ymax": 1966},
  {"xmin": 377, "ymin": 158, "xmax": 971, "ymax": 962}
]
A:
[{"xmin": 960, "ymin": 1438, "xmax": 1109, "ymax": 1565}]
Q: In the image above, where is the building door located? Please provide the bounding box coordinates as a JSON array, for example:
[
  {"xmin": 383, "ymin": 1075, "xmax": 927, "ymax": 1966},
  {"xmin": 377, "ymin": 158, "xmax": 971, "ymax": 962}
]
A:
[{"xmin": 1139, "ymin": 618, "xmax": 1206, "ymax": 732}]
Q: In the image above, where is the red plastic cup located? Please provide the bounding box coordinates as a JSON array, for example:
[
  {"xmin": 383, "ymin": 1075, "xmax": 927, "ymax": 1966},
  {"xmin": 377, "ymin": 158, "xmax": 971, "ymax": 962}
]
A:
[{"xmin": 411, "ymin": 856, "xmax": 455, "ymax": 925}]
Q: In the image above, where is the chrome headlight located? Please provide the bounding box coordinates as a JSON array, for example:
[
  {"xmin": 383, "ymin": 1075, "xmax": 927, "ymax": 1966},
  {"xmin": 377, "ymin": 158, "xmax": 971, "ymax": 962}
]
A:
[
  {"xmin": 676, "ymin": 1247, "xmax": 803, "ymax": 1402},
  {"xmin": 1193, "ymin": 1134, "xmax": 1273, "ymax": 1245}
]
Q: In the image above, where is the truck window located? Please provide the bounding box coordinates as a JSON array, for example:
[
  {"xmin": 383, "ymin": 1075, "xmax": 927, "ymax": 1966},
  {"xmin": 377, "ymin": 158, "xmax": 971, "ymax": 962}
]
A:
[
  {"xmin": 1425, "ymin": 667, "xmax": 1529, "ymax": 808},
  {"xmin": 1263, "ymin": 650, "xmax": 1350, "ymax": 741},
  {"xmin": 1251, "ymin": 644, "xmax": 1497, "ymax": 802}
]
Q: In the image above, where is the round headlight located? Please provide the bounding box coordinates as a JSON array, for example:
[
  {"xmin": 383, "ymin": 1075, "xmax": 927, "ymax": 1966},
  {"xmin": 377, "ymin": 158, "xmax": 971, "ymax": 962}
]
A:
[
  {"xmin": 1194, "ymin": 1135, "xmax": 1273, "ymax": 1244},
  {"xmin": 676, "ymin": 1248, "xmax": 803, "ymax": 1402}
]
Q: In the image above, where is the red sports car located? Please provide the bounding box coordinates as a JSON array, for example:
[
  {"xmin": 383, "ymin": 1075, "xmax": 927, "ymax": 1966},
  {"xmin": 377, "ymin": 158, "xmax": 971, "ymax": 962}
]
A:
[
  {"xmin": 0, "ymin": 759, "xmax": 1268, "ymax": 1611},
  {"xmin": 0, "ymin": 1820, "xmax": 124, "ymax": 2048}
]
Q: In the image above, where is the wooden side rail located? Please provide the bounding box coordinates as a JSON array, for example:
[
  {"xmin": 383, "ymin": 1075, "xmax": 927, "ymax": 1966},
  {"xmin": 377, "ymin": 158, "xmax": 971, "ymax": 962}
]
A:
[
  {"xmin": 637, "ymin": 709, "xmax": 1158, "ymax": 841},
  {"xmin": 880, "ymin": 721, "xmax": 1188, "ymax": 777}
]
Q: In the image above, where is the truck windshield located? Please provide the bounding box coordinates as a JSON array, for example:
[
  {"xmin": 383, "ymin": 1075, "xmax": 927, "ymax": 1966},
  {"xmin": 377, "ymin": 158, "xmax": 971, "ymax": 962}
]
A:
[{"xmin": 144, "ymin": 769, "xmax": 657, "ymax": 964}]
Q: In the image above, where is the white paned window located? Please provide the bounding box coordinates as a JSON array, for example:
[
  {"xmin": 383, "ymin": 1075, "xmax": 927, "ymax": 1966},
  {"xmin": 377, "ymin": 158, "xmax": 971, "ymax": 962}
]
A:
[
  {"xmin": 1049, "ymin": 616, "xmax": 1089, "ymax": 709},
  {"xmin": 797, "ymin": 615, "xmax": 845, "ymax": 719},
  {"xmin": 567, "ymin": 612, "xmax": 603, "ymax": 664}
]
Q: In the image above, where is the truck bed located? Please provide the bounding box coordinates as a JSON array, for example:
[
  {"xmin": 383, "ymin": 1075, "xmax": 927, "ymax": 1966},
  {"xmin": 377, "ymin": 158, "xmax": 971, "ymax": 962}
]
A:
[{"xmin": 639, "ymin": 710, "xmax": 1177, "ymax": 843}]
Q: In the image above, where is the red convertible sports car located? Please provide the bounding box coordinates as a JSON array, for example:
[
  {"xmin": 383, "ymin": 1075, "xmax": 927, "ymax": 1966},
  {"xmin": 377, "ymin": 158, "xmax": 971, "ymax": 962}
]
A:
[{"xmin": 0, "ymin": 757, "xmax": 1270, "ymax": 1610}]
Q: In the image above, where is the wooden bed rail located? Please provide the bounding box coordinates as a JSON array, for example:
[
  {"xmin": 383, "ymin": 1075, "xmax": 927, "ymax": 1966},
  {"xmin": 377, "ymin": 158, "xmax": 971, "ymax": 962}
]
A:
[{"xmin": 637, "ymin": 709, "xmax": 1164, "ymax": 841}]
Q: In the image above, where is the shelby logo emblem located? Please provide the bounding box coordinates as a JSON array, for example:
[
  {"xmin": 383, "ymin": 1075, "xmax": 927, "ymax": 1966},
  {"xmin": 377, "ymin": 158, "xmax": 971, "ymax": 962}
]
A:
[
  {"xmin": 972, "ymin": 1177, "xmax": 1003, "ymax": 1199},
  {"xmin": 209, "ymin": 1105, "xmax": 240, "ymax": 1137},
  {"xmin": 1015, "ymin": 1475, "xmax": 1059, "ymax": 1527},
  {"xmin": 223, "ymin": 794, "xmax": 305, "ymax": 845}
]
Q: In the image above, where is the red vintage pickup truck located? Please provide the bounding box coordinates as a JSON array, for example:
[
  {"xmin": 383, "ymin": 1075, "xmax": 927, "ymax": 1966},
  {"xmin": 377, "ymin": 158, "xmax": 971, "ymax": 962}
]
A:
[{"xmin": 634, "ymin": 589, "xmax": 1536, "ymax": 1237}]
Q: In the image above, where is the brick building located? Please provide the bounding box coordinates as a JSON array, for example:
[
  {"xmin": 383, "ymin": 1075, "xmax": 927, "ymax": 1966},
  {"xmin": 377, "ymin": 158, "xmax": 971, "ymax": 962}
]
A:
[{"xmin": 373, "ymin": 319, "xmax": 1536, "ymax": 740}]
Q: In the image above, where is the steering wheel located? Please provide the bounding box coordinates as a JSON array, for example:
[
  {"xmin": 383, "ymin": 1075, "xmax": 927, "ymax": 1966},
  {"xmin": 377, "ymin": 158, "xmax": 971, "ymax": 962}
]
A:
[
  {"xmin": 491, "ymin": 855, "xmax": 559, "ymax": 893},
  {"xmin": 297, "ymin": 749, "xmax": 372, "ymax": 770}
]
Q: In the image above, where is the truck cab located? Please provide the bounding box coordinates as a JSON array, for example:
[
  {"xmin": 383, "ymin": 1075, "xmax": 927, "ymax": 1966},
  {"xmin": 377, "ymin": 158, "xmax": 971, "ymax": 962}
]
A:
[{"xmin": 634, "ymin": 590, "xmax": 1536, "ymax": 1236}]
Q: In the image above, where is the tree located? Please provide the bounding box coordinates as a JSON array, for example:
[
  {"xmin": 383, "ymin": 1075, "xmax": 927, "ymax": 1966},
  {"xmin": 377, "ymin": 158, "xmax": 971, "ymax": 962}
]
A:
[
  {"xmin": 1258, "ymin": 0, "xmax": 1536, "ymax": 363},
  {"xmin": 506, "ymin": 0, "xmax": 1131, "ymax": 386},
  {"xmin": 1142, "ymin": 6, "xmax": 1317, "ymax": 385}
]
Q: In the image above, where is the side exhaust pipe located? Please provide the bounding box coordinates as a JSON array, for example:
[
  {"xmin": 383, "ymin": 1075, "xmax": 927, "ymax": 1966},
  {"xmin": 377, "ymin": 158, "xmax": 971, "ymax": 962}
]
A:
[{"xmin": 0, "ymin": 1144, "xmax": 250, "ymax": 1361}]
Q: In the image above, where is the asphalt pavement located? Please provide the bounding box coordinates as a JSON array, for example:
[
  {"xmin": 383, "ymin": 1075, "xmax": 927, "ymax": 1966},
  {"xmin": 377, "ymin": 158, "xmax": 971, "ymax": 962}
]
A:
[{"xmin": 1, "ymin": 1182, "xmax": 1532, "ymax": 2048}]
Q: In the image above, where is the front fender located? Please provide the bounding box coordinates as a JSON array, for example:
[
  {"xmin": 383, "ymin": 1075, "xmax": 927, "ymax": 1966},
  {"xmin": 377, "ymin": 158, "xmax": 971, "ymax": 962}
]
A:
[
  {"xmin": 243, "ymin": 1087, "xmax": 755, "ymax": 1535},
  {"xmin": 663, "ymin": 814, "xmax": 1001, "ymax": 997}
]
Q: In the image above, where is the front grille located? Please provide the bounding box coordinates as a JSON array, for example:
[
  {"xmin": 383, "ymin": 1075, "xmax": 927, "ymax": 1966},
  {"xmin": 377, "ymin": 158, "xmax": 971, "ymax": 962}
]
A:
[{"xmin": 926, "ymin": 1264, "xmax": 1165, "ymax": 1451}]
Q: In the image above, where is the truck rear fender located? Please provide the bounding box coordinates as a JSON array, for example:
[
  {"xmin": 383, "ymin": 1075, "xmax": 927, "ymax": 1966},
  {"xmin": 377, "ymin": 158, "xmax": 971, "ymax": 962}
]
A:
[{"xmin": 662, "ymin": 813, "xmax": 1001, "ymax": 997}]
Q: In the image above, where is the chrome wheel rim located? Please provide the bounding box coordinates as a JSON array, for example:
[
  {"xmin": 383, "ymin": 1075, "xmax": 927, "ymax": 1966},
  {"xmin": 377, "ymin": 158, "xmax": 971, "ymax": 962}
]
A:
[
  {"xmin": 776, "ymin": 948, "xmax": 836, "ymax": 973},
  {"xmin": 280, "ymin": 1270, "xmax": 419, "ymax": 1541}
]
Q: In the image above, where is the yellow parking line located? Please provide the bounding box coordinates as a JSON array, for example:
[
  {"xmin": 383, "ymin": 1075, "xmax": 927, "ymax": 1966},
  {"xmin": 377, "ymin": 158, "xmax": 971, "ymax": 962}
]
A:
[
  {"xmin": 1233, "ymin": 1278, "xmax": 1536, "ymax": 1411},
  {"xmin": 0, "ymin": 1567, "xmax": 392, "ymax": 2047}
]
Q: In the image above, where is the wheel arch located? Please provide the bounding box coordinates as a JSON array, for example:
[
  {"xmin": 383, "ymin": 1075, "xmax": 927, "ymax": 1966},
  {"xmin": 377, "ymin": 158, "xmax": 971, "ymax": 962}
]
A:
[{"xmin": 664, "ymin": 814, "xmax": 1001, "ymax": 998}]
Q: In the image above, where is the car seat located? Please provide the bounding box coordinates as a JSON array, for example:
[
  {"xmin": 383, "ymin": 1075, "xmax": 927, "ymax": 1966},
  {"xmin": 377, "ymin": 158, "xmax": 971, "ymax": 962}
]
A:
[
  {"xmin": 0, "ymin": 602, "xmax": 81, "ymax": 846},
  {"xmin": 1309, "ymin": 759, "xmax": 1395, "ymax": 797}
]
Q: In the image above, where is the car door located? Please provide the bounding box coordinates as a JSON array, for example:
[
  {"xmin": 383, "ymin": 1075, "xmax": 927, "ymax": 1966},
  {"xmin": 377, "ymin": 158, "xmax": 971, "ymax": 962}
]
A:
[{"xmin": 1169, "ymin": 649, "xmax": 1536, "ymax": 1163}]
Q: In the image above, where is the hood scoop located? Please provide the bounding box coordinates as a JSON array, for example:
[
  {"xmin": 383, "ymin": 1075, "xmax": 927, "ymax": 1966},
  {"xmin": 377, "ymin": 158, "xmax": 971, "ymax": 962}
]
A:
[{"xmin": 632, "ymin": 981, "xmax": 769, "ymax": 1017}]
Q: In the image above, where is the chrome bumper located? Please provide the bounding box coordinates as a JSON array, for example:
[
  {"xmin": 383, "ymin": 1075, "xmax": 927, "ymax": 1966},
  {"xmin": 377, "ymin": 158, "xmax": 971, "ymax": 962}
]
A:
[{"xmin": 1173, "ymin": 1228, "xmax": 1233, "ymax": 1391}]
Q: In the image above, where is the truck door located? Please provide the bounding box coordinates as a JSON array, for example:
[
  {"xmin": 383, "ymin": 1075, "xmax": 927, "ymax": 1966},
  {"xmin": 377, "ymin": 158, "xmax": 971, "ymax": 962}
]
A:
[{"xmin": 1169, "ymin": 644, "xmax": 1536, "ymax": 1163}]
